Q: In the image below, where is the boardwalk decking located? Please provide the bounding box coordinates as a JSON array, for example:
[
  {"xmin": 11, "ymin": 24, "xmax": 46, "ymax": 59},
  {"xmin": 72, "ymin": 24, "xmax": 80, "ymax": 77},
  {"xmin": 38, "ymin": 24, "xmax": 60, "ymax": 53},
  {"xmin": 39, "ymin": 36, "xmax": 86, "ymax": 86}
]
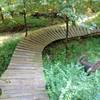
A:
[{"xmin": 0, "ymin": 25, "xmax": 100, "ymax": 100}]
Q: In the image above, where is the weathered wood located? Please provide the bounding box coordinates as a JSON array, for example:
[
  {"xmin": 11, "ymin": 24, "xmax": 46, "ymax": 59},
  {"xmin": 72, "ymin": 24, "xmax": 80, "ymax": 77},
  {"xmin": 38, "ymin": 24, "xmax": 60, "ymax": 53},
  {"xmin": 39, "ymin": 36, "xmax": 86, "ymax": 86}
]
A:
[{"xmin": 0, "ymin": 25, "xmax": 99, "ymax": 100}]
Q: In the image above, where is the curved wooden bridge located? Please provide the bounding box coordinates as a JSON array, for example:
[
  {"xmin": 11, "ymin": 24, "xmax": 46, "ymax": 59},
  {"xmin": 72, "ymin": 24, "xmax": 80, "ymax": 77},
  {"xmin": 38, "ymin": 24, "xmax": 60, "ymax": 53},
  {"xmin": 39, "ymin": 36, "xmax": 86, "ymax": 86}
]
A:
[{"xmin": 0, "ymin": 25, "xmax": 100, "ymax": 100}]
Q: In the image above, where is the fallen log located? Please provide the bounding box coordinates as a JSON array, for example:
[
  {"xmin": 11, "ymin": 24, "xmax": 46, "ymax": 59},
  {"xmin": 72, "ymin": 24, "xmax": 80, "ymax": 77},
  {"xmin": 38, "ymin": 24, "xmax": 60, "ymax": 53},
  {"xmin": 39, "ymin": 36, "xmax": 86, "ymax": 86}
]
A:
[{"xmin": 79, "ymin": 56, "xmax": 100, "ymax": 75}]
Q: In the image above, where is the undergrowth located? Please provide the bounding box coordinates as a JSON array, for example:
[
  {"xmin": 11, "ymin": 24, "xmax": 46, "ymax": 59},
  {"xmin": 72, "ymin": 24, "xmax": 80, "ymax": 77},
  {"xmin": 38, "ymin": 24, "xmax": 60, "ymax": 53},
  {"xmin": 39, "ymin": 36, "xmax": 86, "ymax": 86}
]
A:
[
  {"xmin": 0, "ymin": 37, "xmax": 20, "ymax": 76},
  {"xmin": 43, "ymin": 37, "xmax": 100, "ymax": 100},
  {"xmin": 0, "ymin": 16, "xmax": 62, "ymax": 33}
]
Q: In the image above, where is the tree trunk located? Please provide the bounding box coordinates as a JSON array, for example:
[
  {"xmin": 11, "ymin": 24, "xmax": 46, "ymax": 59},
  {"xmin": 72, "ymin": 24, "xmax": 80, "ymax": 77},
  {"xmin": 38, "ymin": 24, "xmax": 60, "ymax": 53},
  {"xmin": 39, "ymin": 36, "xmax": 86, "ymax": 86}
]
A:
[
  {"xmin": 1, "ymin": 13, "xmax": 4, "ymax": 23},
  {"xmin": 23, "ymin": 0, "xmax": 28, "ymax": 37},
  {"xmin": 10, "ymin": 11, "xmax": 14, "ymax": 17},
  {"xmin": 65, "ymin": 16, "xmax": 69, "ymax": 57},
  {"xmin": 24, "ymin": 10, "xmax": 28, "ymax": 37},
  {"xmin": 0, "ymin": 7, "xmax": 4, "ymax": 23}
]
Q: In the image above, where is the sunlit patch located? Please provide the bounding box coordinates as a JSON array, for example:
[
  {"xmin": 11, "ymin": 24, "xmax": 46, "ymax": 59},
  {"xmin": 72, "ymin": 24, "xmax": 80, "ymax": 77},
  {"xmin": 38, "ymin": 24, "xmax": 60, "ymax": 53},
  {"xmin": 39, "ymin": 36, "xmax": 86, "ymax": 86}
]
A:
[{"xmin": 0, "ymin": 35, "xmax": 11, "ymax": 44}]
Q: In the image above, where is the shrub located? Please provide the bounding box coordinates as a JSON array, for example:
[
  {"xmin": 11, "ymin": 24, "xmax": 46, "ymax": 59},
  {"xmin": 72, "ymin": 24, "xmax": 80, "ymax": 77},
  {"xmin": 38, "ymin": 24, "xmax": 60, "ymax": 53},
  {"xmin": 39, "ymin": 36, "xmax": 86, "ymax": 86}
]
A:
[
  {"xmin": 0, "ymin": 37, "xmax": 20, "ymax": 76},
  {"xmin": 43, "ymin": 37, "xmax": 100, "ymax": 100}
]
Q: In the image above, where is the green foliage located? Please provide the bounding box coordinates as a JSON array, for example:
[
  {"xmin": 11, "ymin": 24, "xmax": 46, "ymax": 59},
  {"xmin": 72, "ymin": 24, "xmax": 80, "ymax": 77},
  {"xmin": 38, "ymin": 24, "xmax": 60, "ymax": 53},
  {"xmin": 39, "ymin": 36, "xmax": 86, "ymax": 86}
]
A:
[
  {"xmin": 0, "ymin": 37, "xmax": 20, "ymax": 76},
  {"xmin": 0, "ymin": 16, "xmax": 51, "ymax": 32},
  {"xmin": 43, "ymin": 37, "xmax": 100, "ymax": 100},
  {"xmin": 14, "ymin": 16, "xmax": 49, "ymax": 27},
  {"xmin": 26, "ymin": 17, "xmax": 49, "ymax": 27},
  {"xmin": 58, "ymin": 0, "xmax": 78, "ymax": 21},
  {"xmin": 0, "ymin": 0, "xmax": 100, "ymax": 19},
  {"xmin": 0, "ymin": 0, "xmax": 100, "ymax": 31},
  {"xmin": 85, "ymin": 12, "xmax": 100, "ymax": 27},
  {"xmin": 76, "ymin": 0, "xmax": 100, "ymax": 14}
]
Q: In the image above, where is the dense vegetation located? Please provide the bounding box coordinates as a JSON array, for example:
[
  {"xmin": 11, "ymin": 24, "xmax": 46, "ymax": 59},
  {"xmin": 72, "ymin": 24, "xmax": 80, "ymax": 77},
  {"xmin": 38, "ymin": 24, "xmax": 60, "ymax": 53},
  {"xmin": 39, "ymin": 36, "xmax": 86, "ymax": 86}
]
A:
[
  {"xmin": 86, "ymin": 12, "xmax": 100, "ymax": 27},
  {"xmin": 0, "ymin": 16, "xmax": 63, "ymax": 32},
  {"xmin": 0, "ymin": 37, "xmax": 20, "ymax": 76},
  {"xmin": 0, "ymin": 0, "xmax": 100, "ymax": 33},
  {"xmin": 43, "ymin": 37, "xmax": 100, "ymax": 100}
]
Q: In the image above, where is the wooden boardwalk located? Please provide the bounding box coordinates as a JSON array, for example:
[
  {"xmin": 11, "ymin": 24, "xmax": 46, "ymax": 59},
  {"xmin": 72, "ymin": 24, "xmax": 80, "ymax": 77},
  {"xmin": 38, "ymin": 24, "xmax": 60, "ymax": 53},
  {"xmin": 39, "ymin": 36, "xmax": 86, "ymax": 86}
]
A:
[{"xmin": 0, "ymin": 25, "xmax": 100, "ymax": 100}]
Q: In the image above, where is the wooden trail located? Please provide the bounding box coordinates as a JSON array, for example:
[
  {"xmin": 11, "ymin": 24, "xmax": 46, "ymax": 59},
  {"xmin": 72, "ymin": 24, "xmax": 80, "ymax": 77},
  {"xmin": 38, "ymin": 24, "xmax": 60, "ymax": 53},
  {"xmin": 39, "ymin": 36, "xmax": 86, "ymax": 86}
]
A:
[{"xmin": 0, "ymin": 25, "xmax": 100, "ymax": 100}]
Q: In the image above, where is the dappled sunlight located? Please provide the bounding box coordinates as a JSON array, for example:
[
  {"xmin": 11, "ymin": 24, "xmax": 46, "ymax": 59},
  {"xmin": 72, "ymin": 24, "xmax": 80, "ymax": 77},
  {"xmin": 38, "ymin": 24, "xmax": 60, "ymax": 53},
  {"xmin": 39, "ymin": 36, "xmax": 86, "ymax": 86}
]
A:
[
  {"xmin": 0, "ymin": 32, "xmax": 25, "ymax": 45},
  {"xmin": 78, "ymin": 12, "xmax": 100, "ymax": 25},
  {"xmin": 0, "ymin": 35, "xmax": 11, "ymax": 44}
]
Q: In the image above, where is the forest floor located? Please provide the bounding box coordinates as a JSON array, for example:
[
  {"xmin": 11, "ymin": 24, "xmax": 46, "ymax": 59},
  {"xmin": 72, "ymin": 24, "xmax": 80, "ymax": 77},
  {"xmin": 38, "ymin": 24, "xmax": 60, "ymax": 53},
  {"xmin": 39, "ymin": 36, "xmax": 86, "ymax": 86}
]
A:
[{"xmin": 0, "ymin": 32, "xmax": 23, "ymax": 44}]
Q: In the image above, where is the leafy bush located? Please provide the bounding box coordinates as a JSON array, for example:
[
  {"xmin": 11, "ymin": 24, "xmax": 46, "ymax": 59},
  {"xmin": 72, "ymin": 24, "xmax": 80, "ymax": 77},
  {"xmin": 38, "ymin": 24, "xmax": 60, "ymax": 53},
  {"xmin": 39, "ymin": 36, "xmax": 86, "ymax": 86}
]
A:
[
  {"xmin": 0, "ymin": 37, "xmax": 20, "ymax": 76},
  {"xmin": 0, "ymin": 16, "xmax": 60, "ymax": 33},
  {"xmin": 44, "ymin": 62, "xmax": 100, "ymax": 100},
  {"xmin": 85, "ymin": 12, "xmax": 100, "ymax": 27},
  {"xmin": 43, "ymin": 37, "xmax": 100, "ymax": 100},
  {"xmin": 26, "ymin": 17, "xmax": 49, "ymax": 27}
]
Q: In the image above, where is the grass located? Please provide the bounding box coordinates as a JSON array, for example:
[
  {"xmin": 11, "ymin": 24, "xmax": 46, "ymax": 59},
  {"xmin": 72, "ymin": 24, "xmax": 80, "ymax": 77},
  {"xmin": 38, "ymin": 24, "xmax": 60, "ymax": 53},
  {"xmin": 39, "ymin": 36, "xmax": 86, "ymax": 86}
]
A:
[
  {"xmin": 43, "ymin": 36, "xmax": 100, "ymax": 100},
  {"xmin": 0, "ymin": 37, "xmax": 21, "ymax": 76}
]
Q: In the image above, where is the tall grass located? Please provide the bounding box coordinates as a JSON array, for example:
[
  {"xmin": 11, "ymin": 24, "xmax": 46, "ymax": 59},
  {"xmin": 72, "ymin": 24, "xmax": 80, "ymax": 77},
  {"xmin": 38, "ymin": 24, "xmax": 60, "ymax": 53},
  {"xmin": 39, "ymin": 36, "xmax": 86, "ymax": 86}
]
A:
[
  {"xmin": 0, "ymin": 37, "xmax": 20, "ymax": 76},
  {"xmin": 43, "ymin": 37, "xmax": 100, "ymax": 100}
]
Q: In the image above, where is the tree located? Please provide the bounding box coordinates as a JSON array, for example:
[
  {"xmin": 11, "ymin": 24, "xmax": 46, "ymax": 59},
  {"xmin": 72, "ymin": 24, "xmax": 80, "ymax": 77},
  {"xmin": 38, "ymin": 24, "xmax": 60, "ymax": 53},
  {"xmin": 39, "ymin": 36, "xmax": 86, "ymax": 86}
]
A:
[
  {"xmin": 0, "ymin": 6, "xmax": 4, "ymax": 23},
  {"xmin": 75, "ymin": 0, "xmax": 100, "ymax": 14},
  {"xmin": 23, "ymin": 0, "xmax": 28, "ymax": 37},
  {"xmin": 57, "ymin": 0, "xmax": 78, "ymax": 57},
  {"xmin": 0, "ymin": 0, "xmax": 6, "ymax": 23},
  {"xmin": 40, "ymin": 0, "xmax": 79, "ymax": 58}
]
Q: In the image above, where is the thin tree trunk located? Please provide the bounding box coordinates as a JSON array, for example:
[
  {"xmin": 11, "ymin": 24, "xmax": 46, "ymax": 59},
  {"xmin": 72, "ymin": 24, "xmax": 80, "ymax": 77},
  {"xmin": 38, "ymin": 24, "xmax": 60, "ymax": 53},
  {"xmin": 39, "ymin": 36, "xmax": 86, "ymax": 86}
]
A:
[
  {"xmin": 23, "ymin": 0, "xmax": 28, "ymax": 37},
  {"xmin": 1, "ymin": 13, "xmax": 4, "ymax": 23},
  {"xmin": 65, "ymin": 16, "xmax": 69, "ymax": 57},
  {"xmin": 10, "ymin": 11, "xmax": 14, "ymax": 17},
  {"xmin": 24, "ymin": 10, "xmax": 28, "ymax": 37},
  {"xmin": 0, "ymin": 7, "xmax": 4, "ymax": 23}
]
